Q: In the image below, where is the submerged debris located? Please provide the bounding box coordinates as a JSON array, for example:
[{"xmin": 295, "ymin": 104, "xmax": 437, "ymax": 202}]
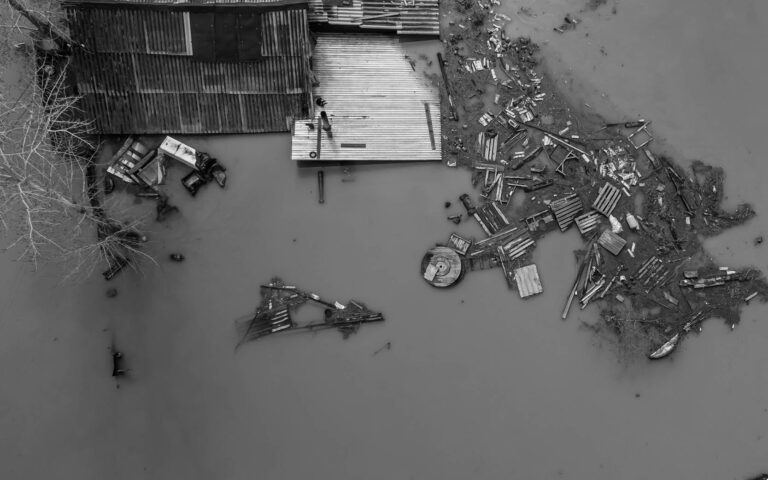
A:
[
  {"xmin": 648, "ymin": 310, "xmax": 707, "ymax": 360},
  {"xmin": 432, "ymin": 2, "xmax": 768, "ymax": 361},
  {"xmin": 422, "ymin": 246, "xmax": 465, "ymax": 288},
  {"xmin": 111, "ymin": 346, "xmax": 127, "ymax": 377},
  {"xmin": 514, "ymin": 264, "xmax": 543, "ymax": 298},
  {"xmin": 373, "ymin": 342, "xmax": 392, "ymax": 356},
  {"xmin": 103, "ymin": 255, "xmax": 131, "ymax": 281},
  {"xmin": 108, "ymin": 136, "xmax": 227, "ymax": 198},
  {"xmin": 553, "ymin": 14, "xmax": 580, "ymax": 34},
  {"xmin": 235, "ymin": 278, "xmax": 384, "ymax": 346},
  {"xmin": 159, "ymin": 136, "xmax": 227, "ymax": 194},
  {"xmin": 317, "ymin": 170, "xmax": 325, "ymax": 204}
]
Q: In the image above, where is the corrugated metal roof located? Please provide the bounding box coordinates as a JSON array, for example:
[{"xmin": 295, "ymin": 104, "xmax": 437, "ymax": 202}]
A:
[
  {"xmin": 514, "ymin": 264, "xmax": 543, "ymax": 298},
  {"xmin": 598, "ymin": 230, "xmax": 627, "ymax": 256},
  {"xmin": 66, "ymin": 5, "xmax": 312, "ymax": 134},
  {"xmin": 66, "ymin": 0, "xmax": 305, "ymax": 6},
  {"xmin": 291, "ymin": 33, "xmax": 441, "ymax": 162},
  {"xmin": 307, "ymin": 0, "xmax": 438, "ymax": 35}
]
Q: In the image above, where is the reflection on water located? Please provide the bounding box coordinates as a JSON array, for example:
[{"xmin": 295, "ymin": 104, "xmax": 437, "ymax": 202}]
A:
[{"xmin": 2, "ymin": 1, "xmax": 768, "ymax": 479}]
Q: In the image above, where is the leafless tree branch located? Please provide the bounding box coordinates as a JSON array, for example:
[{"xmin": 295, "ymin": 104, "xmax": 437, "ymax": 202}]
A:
[{"xmin": 1, "ymin": 6, "xmax": 152, "ymax": 280}]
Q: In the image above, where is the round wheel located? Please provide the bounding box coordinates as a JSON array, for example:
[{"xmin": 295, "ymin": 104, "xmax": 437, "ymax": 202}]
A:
[{"xmin": 421, "ymin": 246, "xmax": 464, "ymax": 288}]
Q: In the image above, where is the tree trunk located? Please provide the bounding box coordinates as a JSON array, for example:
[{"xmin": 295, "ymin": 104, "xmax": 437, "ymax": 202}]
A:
[{"xmin": 7, "ymin": 0, "xmax": 67, "ymax": 50}]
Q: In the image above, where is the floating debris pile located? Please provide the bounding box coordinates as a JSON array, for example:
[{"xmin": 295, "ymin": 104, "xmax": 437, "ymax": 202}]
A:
[
  {"xmin": 429, "ymin": 0, "xmax": 768, "ymax": 360},
  {"xmin": 107, "ymin": 135, "xmax": 227, "ymax": 202},
  {"xmin": 236, "ymin": 278, "xmax": 384, "ymax": 346}
]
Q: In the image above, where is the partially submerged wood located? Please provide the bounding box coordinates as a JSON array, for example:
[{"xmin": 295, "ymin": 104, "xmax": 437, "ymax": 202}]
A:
[
  {"xmin": 550, "ymin": 193, "xmax": 583, "ymax": 232},
  {"xmin": 648, "ymin": 333, "xmax": 679, "ymax": 360},
  {"xmin": 592, "ymin": 182, "xmax": 622, "ymax": 217},
  {"xmin": 236, "ymin": 278, "xmax": 385, "ymax": 346},
  {"xmin": 513, "ymin": 264, "xmax": 543, "ymax": 298},
  {"xmin": 597, "ymin": 230, "xmax": 627, "ymax": 256},
  {"xmin": 422, "ymin": 246, "xmax": 464, "ymax": 288}
]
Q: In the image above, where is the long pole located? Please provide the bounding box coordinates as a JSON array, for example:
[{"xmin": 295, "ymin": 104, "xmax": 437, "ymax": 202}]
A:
[
  {"xmin": 562, "ymin": 235, "xmax": 598, "ymax": 320},
  {"xmin": 437, "ymin": 53, "xmax": 458, "ymax": 121}
]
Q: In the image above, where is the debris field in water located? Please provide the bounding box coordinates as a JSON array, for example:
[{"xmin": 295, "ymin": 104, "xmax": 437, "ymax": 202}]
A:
[
  {"xmin": 235, "ymin": 278, "xmax": 384, "ymax": 347},
  {"xmin": 427, "ymin": 0, "xmax": 768, "ymax": 360}
]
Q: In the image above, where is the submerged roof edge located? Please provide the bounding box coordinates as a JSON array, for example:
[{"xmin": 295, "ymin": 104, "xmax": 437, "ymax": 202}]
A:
[{"xmin": 63, "ymin": 0, "xmax": 308, "ymax": 10}]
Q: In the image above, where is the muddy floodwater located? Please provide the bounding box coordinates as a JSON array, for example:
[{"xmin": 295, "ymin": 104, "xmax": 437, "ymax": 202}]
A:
[{"xmin": 2, "ymin": 1, "xmax": 768, "ymax": 479}]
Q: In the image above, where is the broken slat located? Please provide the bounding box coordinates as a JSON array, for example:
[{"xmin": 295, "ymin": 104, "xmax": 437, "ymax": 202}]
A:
[
  {"xmin": 506, "ymin": 238, "xmax": 535, "ymax": 260},
  {"xmin": 477, "ymin": 202, "xmax": 509, "ymax": 234},
  {"xmin": 575, "ymin": 210, "xmax": 602, "ymax": 235},
  {"xmin": 525, "ymin": 209, "xmax": 555, "ymax": 232},
  {"xmin": 550, "ymin": 194, "xmax": 583, "ymax": 232},
  {"xmin": 466, "ymin": 252, "xmax": 500, "ymax": 271},
  {"xmin": 448, "ymin": 233, "xmax": 471, "ymax": 255},
  {"xmin": 636, "ymin": 256, "xmax": 660, "ymax": 280},
  {"xmin": 522, "ymin": 178, "xmax": 553, "ymax": 192},
  {"xmin": 472, "ymin": 224, "xmax": 520, "ymax": 248},
  {"xmin": 592, "ymin": 182, "xmax": 622, "ymax": 217},
  {"xmin": 477, "ymin": 131, "xmax": 499, "ymax": 162}
]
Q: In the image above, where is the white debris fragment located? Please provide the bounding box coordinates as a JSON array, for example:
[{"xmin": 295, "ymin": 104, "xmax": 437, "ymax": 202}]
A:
[
  {"xmin": 625, "ymin": 212, "xmax": 639, "ymax": 231},
  {"xmin": 609, "ymin": 215, "xmax": 623, "ymax": 233}
]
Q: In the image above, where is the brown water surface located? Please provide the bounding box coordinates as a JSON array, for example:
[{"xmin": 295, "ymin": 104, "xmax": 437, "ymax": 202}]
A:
[{"xmin": 2, "ymin": 1, "xmax": 768, "ymax": 479}]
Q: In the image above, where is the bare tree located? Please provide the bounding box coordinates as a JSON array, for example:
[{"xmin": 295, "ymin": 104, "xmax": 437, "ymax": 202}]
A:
[
  {"xmin": 3, "ymin": 0, "xmax": 69, "ymax": 49},
  {"xmin": 0, "ymin": 1, "xmax": 152, "ymax": 278}
]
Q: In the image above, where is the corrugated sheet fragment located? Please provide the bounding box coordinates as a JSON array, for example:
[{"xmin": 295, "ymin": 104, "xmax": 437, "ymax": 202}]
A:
[
  {"xmin": 308, "ymin": 0, "xmax": 438, "ymax": 35},
  {"xmin": 514, "ymin": 264, "xmax": 543, "ymax": 298},
  {"xmin": 291, "ymin": 33, "xmax": 441, "ymax": 162},
  {"xmin": 598, "ymin": 230, "xmax": 627, "ymax": 256}
]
